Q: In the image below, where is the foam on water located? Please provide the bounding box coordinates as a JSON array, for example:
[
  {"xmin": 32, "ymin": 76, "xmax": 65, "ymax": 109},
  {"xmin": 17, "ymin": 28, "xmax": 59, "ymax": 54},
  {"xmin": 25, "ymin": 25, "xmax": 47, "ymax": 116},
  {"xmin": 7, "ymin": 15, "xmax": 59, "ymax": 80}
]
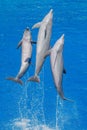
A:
[{"xmin": 12, "ymin": 118, "xmax": 53, "ymax": 130}]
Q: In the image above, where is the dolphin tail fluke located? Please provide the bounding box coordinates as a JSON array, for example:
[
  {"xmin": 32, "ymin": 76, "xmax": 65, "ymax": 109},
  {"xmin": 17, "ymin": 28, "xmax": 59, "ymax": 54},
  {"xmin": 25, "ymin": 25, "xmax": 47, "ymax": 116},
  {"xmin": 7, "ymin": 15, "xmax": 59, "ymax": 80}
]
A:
[
  {"xmin": 57, "ymin": 88, "xmax": 73, "ymax": 102},
  {"xmin": 63, "ymin": 97, "xmax": 74, "ymax": 102},
  {"xmin": 6, "ymin": 77, "xmax": 23, "ymax": 85},
  {"xmin": 27, "ymin": 75, "xmax": 40, "ymax": 83}
]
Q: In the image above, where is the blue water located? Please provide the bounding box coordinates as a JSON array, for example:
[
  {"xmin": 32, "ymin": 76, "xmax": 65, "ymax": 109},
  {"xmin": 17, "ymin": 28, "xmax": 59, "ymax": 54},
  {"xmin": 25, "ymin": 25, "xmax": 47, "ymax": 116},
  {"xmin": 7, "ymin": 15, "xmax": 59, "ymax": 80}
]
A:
[{"xmin": 0, "ymin": 0, "xmax": 87, "ymax": 130}]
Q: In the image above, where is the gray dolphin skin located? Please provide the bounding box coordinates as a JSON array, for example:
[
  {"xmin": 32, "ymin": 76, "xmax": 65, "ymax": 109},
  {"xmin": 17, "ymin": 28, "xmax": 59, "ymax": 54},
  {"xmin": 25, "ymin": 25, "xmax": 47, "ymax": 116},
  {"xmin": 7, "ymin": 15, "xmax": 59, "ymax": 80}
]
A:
[
  {"xmin": 6, "ymin": 28, "xmax": 33, "ymax": 85},
  {"xmin": 28, "ymin": 9, "xmax": 53, "ymax": 82},
  {"xmin": 45, "ymin": 34, "xmax": 73, "ymax": 101}
]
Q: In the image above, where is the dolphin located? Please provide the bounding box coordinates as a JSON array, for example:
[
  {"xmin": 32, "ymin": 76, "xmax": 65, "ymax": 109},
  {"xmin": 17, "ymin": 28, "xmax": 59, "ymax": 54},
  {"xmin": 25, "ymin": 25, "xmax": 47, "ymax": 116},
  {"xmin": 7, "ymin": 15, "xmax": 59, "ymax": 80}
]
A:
[
  {"xmin": 45, "ymin": 34, "xmax": 73, "ymax": 101},
  {"xmin": 6, "ymin": 27, "xmax": 36, "ymax": 85},
  {"xmin": 28, "ymin": 9, "xmax": 53, "ymax": 82}
]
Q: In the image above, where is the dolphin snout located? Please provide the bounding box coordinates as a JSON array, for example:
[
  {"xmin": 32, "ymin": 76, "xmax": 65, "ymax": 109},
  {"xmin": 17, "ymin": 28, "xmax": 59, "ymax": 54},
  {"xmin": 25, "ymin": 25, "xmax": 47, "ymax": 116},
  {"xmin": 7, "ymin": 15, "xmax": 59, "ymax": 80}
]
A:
[
  {"xmin": 61, "ymin": 34, "xmax": 65, "ymax": 39},
  {"xmin": 50, "ymin": 9, "xmax": 53, "ymax": 13},
  {"xmin": 26, "ymin": 27, "xmax": 29, "ymax": 31}
]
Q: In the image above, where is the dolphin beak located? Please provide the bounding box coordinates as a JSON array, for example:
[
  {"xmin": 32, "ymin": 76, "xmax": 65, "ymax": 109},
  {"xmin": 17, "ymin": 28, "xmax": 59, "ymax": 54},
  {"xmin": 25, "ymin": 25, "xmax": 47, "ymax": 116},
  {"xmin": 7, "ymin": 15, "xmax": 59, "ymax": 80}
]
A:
[
  {"xmin": 26, "ymin": 27, "xmax": 29, "ymax": 31},
  {"xmin": 61, "ymin": 34, "xmax": 65, "ymax": 39},
  {"xmin": 50, "ymin": 9, "xmax": 53, "ymax": 13}
]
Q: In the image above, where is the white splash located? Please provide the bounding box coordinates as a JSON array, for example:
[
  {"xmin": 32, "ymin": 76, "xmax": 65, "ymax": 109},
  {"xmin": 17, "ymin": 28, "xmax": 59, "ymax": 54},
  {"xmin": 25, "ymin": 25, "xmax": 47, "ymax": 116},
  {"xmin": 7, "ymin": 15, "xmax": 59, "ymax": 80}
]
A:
[
  {"xmin": 9, "ymin": 68, "xmax": 79, "ymax": 130},
  {"xmin": 12, "ymin": 118, "xmax": 53, "ymax": 130}
]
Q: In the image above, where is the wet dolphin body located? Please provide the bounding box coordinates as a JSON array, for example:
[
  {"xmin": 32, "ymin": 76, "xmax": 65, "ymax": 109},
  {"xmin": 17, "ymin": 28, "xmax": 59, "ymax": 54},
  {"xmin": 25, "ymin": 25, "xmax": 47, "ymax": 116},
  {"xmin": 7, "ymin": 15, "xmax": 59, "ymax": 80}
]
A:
[
  {"xmin": 6, "ymin": 28, "xmax": 35, "ymax": 85},
  {"xmin": 45, "ymin": 34, "xmax": 72, "ymax": 101},
  {"xmin": 28, "ymin": 9, "xmax": 53, "ymax": 82}
]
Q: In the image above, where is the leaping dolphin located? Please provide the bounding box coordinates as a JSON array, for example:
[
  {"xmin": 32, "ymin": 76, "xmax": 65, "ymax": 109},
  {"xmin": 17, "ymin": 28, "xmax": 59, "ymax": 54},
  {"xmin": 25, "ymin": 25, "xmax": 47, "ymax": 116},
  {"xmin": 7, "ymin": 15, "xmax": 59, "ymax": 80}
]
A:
[
  {"xmin": 28, "ymin": 9, "xmax": 53, "ymax": 82},
  {"xmin": 44, "ymin": 34, "xmax": 73, "ymax": 101},
  {"xmin": 6, "ymin": 27, "xmax": 36, "ymax": 85}
]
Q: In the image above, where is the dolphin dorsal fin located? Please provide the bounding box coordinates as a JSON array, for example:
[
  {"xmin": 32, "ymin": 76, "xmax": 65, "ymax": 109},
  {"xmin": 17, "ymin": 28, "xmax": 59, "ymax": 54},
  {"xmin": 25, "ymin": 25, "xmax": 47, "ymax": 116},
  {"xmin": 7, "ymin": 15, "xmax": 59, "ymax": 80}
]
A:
[
  {"xmin": 16, "ymin": 40, "xmax": 22, "ymax": 49},
  {"xmin": 32, "ymin": 22, "xmax": 42, "ymax": 29},
  {"xmin": 44, "ymin": 49, "xmax": 52, "ymax": 59}
]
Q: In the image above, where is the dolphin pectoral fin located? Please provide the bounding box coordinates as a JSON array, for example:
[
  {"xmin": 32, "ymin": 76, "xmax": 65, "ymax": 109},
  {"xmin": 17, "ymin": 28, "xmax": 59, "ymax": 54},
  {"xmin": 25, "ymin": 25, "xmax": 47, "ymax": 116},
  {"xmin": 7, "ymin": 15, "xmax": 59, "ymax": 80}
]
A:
[
  {"xmin": 25, "ymin": 58, "xmax": 29, "ymax": 62},
  {"xmin": 31, "ymin": 41, "xmax": 37, "ymax": 44},
  {"xmin": 44, "ymin": 49, "xmax": 51, "ymax": 59},
  {"xmin": 16, "ymin": 40, "xmax": 22, "ymax": 49},
  {"xmin": 28, "ymin": 75, "xmax": 40, "ymax": 83},
  {"xmin": 63, "ymin": 68, "xmax": 66, "ymax": 74},
  {"xmin": 25, "ymin": 58, "xmax": 34, "ymax": 67},
  {"xmin": 32, "ymin": 22, "xmax": 42, "ymax": 29},
  {"xmin": 6, "ymin": 77, "xmax": 23, "ymax": 85},
  {"xmin": 25, "ymin": 57, "xmax": 31, "ymax": 64}
]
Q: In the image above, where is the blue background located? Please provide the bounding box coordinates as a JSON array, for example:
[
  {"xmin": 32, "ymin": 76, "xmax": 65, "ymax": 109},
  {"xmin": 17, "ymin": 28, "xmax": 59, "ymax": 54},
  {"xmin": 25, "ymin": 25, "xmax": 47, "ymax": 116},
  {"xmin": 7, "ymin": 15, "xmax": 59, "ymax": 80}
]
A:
[{"xmin": 0, "ymin": 0, "xmax": 87, "ymax": 129}]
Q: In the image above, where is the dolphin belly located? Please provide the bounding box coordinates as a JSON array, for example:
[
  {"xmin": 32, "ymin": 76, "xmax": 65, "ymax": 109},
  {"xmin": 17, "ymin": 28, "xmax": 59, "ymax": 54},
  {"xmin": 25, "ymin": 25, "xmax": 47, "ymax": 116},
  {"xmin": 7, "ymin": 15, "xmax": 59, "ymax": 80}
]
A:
[{"xmin": 22, "ymin": 42, "xmax": 32, "ymax": 63}]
